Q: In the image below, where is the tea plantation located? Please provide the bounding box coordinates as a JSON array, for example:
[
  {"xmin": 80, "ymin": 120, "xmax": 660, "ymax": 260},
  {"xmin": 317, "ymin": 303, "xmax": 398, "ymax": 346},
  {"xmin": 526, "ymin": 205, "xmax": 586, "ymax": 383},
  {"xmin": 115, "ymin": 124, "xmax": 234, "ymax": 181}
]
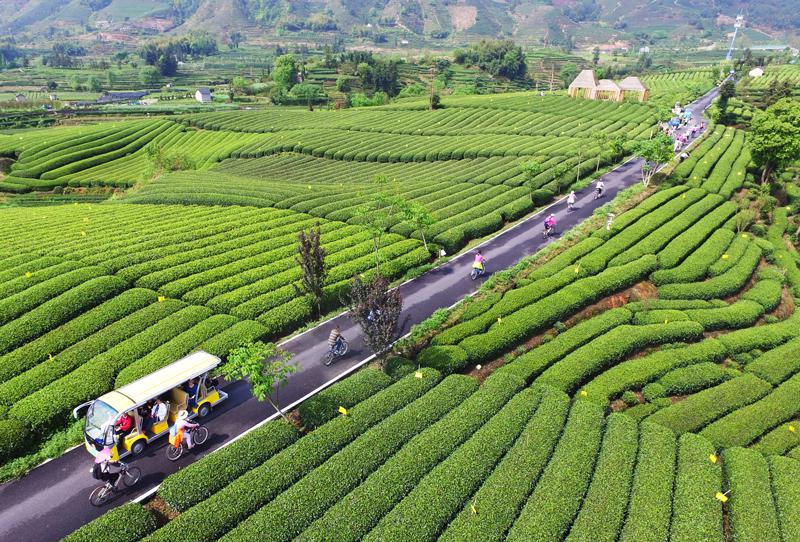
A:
[{"xmin": 63, "ymin": 85, "xmax": 800, "ymax": 542}]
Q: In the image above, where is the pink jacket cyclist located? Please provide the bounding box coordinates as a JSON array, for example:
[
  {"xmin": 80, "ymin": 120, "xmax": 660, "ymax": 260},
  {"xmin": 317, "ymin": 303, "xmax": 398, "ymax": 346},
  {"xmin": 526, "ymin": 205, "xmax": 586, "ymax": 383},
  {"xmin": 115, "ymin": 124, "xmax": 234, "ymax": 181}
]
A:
[{"xmin": 473, "ymin": 251, "xmax": 486, "ymax": 270}]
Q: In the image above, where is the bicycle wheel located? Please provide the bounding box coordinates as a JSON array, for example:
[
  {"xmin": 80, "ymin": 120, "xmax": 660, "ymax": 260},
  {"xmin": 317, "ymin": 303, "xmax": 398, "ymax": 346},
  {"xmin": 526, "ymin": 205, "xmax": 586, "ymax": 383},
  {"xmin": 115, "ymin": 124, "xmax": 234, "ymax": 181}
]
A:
[
  {"xmin": 122, "ymin": 466, "xmax": 141, "ymax": 487},
  {"xmin": 89, "ymin": 486, "xmax": 112, "ymax": 507},
  {"xmin": 338, "ymin": 341, "xmax": 349, "ymax": 356},
  {"xmin": 323, "ymin": 350, "xmax": 335, "ymax": 366},
  {"xmin": 193, "ymin": 426, "xmax": 209, "ymax": 446},
  {"xmin": 166, "ymin": 444, "xmax": 183, "ymax": 461}
]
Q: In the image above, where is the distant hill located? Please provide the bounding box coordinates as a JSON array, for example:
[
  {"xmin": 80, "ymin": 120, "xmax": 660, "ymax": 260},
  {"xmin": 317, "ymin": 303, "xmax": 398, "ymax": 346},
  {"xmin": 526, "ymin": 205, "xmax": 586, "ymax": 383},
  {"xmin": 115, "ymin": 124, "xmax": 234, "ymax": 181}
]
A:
[{"xmin": 1, "ymin": 0, "xmax": 798, "ymax": 50}]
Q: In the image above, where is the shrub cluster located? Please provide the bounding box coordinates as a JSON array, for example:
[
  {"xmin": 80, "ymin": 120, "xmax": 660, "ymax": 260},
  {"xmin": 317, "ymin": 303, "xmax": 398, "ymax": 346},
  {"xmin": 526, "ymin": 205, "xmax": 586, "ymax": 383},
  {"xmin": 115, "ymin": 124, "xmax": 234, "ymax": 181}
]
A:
[
  {"xmin": 618, "ymin": 422, "xmax": 677, "ymax": 542},
  {"xmin": 159, "ymin": 421, "xmax": 299, "ymax": 511},
  {"xmin": 288, "ymin": 374, "xmax": 524, "ymax": 542},
  {"xmin": 644, "ymin": 374, "xmax": 772, "ymax": 436}
]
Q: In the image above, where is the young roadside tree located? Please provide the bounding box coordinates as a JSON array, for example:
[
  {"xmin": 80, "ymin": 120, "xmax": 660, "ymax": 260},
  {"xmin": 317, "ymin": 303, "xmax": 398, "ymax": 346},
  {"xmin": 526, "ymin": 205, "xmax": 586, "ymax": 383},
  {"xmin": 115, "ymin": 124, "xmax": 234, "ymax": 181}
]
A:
[
  {"xmin": 552, "ymin": 163, "xmax": 571, "ymax": 193},
  {"xmin": 520, "ymin": 159, "xmax": 544, "ymax": 202},
  {"xmin": 295, "ymin": 222, "xmax": 327, "ymax": 317},
  {"xmin": 358, "ymin": 175, "xmax": 403, "ymax": 272},
  {"xmin": 609, "ymin": 135, "xmax": 627, "ymax": 160},
  {"xmin": 399, "ymin": 200, "xmax": 435, "ymax": 252},
  {"xmin": 348, "ymin": 274, "xmax": 402, "ymax": 362},
  {"xmin": 750, "ymin": 98, "xmax": 800, "ymax": 184},
  {"xmin": 632, "ymin": 133, "xmax": 673, "ymax": 187},
  {"xmin": 591, "ymin": 130, "xmax": 609, "ymax": 173},
  {"xmin": 220, "ymin": 342, "xmax": 297, "ymax": 422}
]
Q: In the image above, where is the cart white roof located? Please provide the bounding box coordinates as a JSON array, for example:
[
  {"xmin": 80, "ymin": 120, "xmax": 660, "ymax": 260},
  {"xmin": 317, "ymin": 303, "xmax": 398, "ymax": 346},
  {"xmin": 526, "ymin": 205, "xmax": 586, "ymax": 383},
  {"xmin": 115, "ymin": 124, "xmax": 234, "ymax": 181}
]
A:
[{"xmin": 97, "ymin": 351, "xmax": 221, "ymax": 413}]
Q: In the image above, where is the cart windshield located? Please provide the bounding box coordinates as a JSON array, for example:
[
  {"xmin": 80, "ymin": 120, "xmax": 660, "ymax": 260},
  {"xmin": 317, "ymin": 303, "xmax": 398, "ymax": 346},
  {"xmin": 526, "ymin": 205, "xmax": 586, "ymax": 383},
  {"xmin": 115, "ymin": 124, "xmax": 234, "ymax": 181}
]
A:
[{"xmin": 85, "ymin": 400, "xmax": 118, "ymax": 440}]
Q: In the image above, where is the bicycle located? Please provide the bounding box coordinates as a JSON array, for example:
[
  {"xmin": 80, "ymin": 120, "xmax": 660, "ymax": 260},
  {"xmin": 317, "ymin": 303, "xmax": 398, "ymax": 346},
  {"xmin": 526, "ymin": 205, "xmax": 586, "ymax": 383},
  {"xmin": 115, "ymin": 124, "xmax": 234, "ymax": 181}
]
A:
[
  {"xmin": 542, "ymin": 225, "xmax": 555, "ymax": 239},
  {"xmin": 89, "ymin": 462, "xmax": 141, "ymax": 507},
  {"xmin": 594, "ymin": 188, "xmax": 604, "ymax": 200},
  {"xmin": 166, "ymin": 425, "xmax": 209, "ymax": 461},
  {"xmin": 323, "ymin": 338, "xmax": 349, "ymax": 366}
]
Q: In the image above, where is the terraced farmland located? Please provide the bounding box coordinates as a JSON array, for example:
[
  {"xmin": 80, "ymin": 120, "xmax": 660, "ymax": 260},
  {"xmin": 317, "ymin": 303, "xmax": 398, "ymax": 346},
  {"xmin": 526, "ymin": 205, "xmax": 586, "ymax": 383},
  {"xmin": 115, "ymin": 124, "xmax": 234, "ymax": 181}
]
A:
[
  {"xmin": 66, "ymin": 91, "xmax": 800, "ymax": 542},
  {"xmin": 0, "ymin": 202, "xmax": 427, "ymax": 464}
]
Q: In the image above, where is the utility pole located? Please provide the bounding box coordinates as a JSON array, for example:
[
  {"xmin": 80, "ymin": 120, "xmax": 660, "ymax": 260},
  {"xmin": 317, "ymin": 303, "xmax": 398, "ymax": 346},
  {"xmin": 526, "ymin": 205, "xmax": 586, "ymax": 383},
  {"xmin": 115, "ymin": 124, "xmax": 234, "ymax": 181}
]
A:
[{"xmin": 726, "ymin": 13, "xmax": 744, "ymax": 61}]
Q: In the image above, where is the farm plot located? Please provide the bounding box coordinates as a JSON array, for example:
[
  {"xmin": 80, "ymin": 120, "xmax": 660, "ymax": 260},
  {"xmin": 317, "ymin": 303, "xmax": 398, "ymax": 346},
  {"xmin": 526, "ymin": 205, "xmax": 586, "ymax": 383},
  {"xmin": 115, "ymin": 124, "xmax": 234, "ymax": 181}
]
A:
[
  {"xmin": 118, "ymin": 169, "xmax": 535, "ymax": 253},
  {"xmin": 0, "ymin": 202, "xmax": 428, "ymax": 465},
  {"xmin": 0, "ymin": 120, "xmax": 269, "ymax": 192}
]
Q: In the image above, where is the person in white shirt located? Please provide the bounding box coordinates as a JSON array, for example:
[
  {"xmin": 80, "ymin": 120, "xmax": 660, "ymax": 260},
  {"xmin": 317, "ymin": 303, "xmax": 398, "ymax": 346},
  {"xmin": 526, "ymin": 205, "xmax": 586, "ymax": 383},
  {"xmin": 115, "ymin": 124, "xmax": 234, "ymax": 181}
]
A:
[
  {"xmin": 143, "ymin": 398, "xmax": 167, "ymax": 434},
  {"xmin": 594, "ymin": 180, "xmax": 605, "ymax": 199},
  {"xmin": 567, "ymin": 191, "xmax": 576, "ymax": 211}
]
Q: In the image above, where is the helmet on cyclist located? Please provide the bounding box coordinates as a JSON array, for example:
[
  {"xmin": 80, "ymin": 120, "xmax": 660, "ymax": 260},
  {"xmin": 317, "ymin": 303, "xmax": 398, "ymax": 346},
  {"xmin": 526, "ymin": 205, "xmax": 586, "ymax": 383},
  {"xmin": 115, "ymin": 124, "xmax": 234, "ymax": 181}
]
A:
[{"xmin": 177, "ymin": 410, "xmax": 189, "ymax": 421}]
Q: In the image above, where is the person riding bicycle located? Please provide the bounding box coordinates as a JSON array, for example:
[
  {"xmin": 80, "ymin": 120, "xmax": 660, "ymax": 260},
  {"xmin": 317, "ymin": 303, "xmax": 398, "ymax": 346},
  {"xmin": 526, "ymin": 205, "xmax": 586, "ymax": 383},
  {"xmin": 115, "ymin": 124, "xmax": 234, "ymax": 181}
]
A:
[
  {"xmin": 567, "ymin": 191, "xmax": 576, "ymax": 211},
  {"xmin": 595, "ymin": 180, "xmax": 605, "ymax": 198},
  {"xmin": 328, "ymin": 326, "xmax": 344, "ymax": 354},
  {"xmin": 473, "ymin": 250, "xmax": 486, "ymax": 271},
  {"xmin": 544, "ymin": 214, "xmax": 556, "ymax": 236},
  {"xmin": 175, "ymin": 410, "xmax": 199, "ymax": 450},
  {"xmin": 92, "ymin": 445, "xmax": 122, "ymax": 490}
]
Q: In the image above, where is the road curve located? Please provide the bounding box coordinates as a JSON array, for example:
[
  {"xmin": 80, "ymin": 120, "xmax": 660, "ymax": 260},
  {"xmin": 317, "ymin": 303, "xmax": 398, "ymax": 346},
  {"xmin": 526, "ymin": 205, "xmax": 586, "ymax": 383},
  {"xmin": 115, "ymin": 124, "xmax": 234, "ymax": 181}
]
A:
[{"xmin": 0, "ymin": 85, "xmax": 719, "ymax": 542}]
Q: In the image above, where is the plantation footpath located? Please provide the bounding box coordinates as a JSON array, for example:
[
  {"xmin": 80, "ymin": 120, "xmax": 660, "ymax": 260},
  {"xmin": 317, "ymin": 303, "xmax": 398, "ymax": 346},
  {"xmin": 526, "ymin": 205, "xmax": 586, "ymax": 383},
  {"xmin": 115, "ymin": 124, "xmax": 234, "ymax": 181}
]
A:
[{"xmin": 0, "ymin": 87, "xmax": 721, "ymax": 542}]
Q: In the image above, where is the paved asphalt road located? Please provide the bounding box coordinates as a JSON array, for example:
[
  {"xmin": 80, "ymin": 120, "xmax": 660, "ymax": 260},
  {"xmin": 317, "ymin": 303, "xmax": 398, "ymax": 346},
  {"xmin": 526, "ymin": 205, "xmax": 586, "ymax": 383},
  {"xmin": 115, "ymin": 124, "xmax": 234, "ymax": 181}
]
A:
[{"xmin": 0, "ymin": 86, "xmax": 719, "ymax": 542}]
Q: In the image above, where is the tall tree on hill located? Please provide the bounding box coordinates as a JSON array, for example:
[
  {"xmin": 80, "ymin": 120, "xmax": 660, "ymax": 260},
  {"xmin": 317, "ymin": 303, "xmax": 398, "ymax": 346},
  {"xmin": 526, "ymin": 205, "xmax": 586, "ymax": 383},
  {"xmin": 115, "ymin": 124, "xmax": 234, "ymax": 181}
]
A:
[
  {"xmin": 273, "ymin": 54, "xmax": 298, "ymax": 90},
  {"xmin": 295, "ymin": 223, "xmax": 328, "ymax": 317},
  {"xmin": 750, "ymin": 98, "xmax": 800, "ymax": 184},
  {"xmin": 347, "ymin": 274, "xmax": 403, "ymax": 363}
]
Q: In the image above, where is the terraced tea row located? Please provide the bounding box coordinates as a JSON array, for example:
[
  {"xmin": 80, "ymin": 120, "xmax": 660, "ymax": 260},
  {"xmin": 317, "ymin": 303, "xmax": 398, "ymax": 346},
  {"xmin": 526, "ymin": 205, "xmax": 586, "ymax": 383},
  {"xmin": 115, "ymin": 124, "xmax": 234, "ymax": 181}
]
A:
[
  {"xmin": 0, "ymin": 120, "xmax": 267, "ymax": 192},
  {"xmin": 119, "ymin": 170, "xmax": 535, "ymax": 253}
]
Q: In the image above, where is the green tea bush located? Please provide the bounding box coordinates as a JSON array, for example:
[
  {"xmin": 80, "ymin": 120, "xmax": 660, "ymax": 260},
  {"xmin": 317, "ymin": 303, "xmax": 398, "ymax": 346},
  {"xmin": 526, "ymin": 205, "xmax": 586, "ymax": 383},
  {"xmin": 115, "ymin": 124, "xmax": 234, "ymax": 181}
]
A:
[
  {"xmin": 145, "ymin": 369, "xmax": 443, "ymax": 542},
  {"xmin": 223, "ymin": 374, "xmax": 487, "ymax": 542},
  {"xmin": 357, "ymin": 386, "xmax": 540, "ymax": 542},
  {"xmin": 291, "ymin": 374, "xmax": 524, "ymax": 542},
  {"xmin": 536, "ymin": 321, "xmax": 704, "ymax": 393},
  {"xmin": 565, "ymin": 414, "xmax": 638, "ymax": 542},
  {"xmin": 645, "ymin": 374, "xmax": 772, "ymax": 435},
  {"xmin": 768, "ymin": 456, "xmax": 800, "ymax": 542},
  {"xmin": 159, "ymin": 421, "xmax": 299, "ymax": 511},
  {"xmin": 657, "ymin": 362, "xmax": 733, "ymax": 396},
  {"xmin": 582, "ymin": 338, "xmax": 727, "ymax": 405},
  {"xmin": 700, "ymin": 373, "xmax": 800, "ymax": 448},
  {"xmin": 437, "ymin": 387, "xmax": 570, "ymax": 542},
  {"xmin": 505, "ymin": 400, "xmax": 605, "ymax": 542},
  {"xmin": 618, "ymin": 422, "xmax": 676, "ymax": 542},
  {"xmin": 669, "ymin": 433, "xmax": 724, "ymax": 542},
  {"xmin": 298, "ymin": 368, "xmax": 392, "ymax": 429},
  {"xmin": 62, "ymin": 503, "xmax": 157, "ymax": 542},
  {"xmin": 722, "ymin": 447, "xmax": 781, "ymax": 542},
  {"xmin": 658, "ymin": 244, "xmax": 761, "ymax": 300}
]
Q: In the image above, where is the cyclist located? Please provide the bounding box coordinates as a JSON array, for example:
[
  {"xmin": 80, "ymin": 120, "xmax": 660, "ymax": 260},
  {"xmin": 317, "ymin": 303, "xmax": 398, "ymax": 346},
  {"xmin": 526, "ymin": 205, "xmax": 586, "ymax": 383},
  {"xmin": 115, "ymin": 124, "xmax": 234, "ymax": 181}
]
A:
[
  {"xmin": 175, "ymin": 410, "xmax": 199, "ymax": 450},
  {"xmin": 473, "ymin": 250, "xmax": 486, "ymax": 271},
  {"xmin": 543, "ymin": 214, "xmax": 557, "ymax": 238},
  {"xmin": 92, "ymin": 445, "xmax": 122, "ymax": 491},
  {"xmin": 567, "ymin": 191, "xmax": 576, "ymax": 211},
  {"xmin": 328, "ymin": 326, "xmax": 344, "ymax": 354},
  {"xmin": 594, "ymin": 180, "xmax": 605, "ymax": 199}
]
